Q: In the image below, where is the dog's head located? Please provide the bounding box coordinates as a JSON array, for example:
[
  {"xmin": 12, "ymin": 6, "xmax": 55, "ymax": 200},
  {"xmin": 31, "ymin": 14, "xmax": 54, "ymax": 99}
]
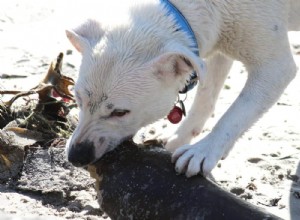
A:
[{"xmin": 65, "ymin": 18, "xmax": 206, "ymax": 167}]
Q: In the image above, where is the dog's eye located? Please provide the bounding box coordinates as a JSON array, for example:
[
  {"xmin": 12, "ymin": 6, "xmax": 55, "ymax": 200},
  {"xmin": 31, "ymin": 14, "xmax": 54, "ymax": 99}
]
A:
[{"xmin": 110, "ymin": 109, "xmax": 130, "ymax": 117}]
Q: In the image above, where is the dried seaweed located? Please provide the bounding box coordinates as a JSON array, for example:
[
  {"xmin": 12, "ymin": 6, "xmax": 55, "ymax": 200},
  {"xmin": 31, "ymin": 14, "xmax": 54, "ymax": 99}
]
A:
[{"xmin": 0, "ymin": 52, "xmax": 74, "ymax": 111}]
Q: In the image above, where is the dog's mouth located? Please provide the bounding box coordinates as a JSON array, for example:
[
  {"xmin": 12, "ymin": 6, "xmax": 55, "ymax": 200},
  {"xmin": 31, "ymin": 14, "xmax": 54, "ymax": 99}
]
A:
[
  {"xmin": 91, "ymin": 135, "xmax": 134, "ymax": 165},
  {"xmin": 67, "ymin": 134, "xmax": 135, "ymax": 168}
]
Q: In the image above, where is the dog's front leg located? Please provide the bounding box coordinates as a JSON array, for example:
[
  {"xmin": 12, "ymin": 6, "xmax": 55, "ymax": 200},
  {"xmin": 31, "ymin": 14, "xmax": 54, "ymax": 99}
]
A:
[
  {"xmin": 173, "ymin": 48, "xmax": 297, "ymax": 177},
  {"xmin": 165, "ymin": 53, "xmax": 233, "ymax": 152}
]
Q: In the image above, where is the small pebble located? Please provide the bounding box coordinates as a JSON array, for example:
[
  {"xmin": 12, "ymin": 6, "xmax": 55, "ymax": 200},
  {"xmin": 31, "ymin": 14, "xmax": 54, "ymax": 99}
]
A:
[{"xmin": 66, "ymin": 49, "xmax": 73, "ymax": 55}]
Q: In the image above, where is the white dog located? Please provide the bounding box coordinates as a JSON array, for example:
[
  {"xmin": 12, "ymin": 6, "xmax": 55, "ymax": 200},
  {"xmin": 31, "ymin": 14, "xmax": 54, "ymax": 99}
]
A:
[{"xmin": 66, "ymin": 0, "xmax": 300, "ymax": 177}]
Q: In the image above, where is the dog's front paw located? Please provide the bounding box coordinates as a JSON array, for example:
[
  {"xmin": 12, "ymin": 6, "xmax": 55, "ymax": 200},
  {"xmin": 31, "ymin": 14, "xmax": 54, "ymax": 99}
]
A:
[
  {"xmin": 172, "ymin": 141, "xmax": 224, "ymax": 177},
  {"xmin": 164, "ymin": 134, "xmax": 193, "ymax": 152}
]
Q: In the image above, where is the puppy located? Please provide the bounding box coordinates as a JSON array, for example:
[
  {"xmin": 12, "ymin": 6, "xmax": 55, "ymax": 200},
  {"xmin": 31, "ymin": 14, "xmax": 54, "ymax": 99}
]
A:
[{"xmin": 66, "ymin": 0, "xmax": 299, "ymax": 177}]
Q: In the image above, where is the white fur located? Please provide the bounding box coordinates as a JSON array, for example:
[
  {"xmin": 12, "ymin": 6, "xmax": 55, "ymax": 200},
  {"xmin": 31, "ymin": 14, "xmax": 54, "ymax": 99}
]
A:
[{"xmin": 66, "ymin": 0, "xmax": 299, "ymax": 176}]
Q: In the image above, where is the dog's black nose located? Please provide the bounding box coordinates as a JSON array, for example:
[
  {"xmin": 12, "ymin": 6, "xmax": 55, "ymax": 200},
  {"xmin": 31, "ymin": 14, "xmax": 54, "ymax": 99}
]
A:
[{"xmin": 68, "ymin": 141, "xmax": 95, "ymax": 167}]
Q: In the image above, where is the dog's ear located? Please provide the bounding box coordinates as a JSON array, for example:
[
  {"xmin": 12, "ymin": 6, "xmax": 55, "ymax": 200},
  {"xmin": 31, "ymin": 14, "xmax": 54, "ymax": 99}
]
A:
[
  {"xmin": 66, "ymin": 19, "xmax": 104, "ymax": 53},
  {"xmin": 151, "ymin": 44, "xmax": 206, "ymax": 87}
]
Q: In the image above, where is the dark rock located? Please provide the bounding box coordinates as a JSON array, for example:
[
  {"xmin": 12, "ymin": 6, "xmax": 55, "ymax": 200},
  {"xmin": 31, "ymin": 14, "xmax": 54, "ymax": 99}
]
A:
[{"xmin": 89, "ymin": 141, "xmax": 282, "ymax": 220}]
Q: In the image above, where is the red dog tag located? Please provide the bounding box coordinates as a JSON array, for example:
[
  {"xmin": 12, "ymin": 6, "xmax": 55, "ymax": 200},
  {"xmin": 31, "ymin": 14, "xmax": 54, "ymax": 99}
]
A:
[{"xmin": 167, "ymin": 106, "xmax": 183, "ymax": 124}]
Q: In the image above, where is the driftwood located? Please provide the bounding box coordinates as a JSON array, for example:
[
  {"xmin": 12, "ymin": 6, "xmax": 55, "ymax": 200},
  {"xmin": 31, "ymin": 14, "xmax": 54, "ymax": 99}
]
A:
[{"xmin": 89, "ymin": 141, "xmax": 282, "ymax": 220}]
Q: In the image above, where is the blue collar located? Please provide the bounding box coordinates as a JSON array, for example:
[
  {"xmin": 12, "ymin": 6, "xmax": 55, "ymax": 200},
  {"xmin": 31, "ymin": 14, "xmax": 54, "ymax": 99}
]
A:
[
  {"xmin": 160, "ymin": 0, "xmax": 199, "ymax": 56},
  {"xmin": 160, "ymin": 0, "xmax": 199, "ymax": 93}
]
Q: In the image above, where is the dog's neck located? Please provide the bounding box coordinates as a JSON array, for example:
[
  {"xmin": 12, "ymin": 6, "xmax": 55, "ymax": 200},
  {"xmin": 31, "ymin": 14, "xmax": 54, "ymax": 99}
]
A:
[
  {"xmin": 160, "ymin": 0, "xmax": 199, "ymax": 56},
  {"xmin": 164, "ymin": 0, "xmax": 220, "ymax": 58},
  {"xmin": 160, "ymin": 0, "xmax": 199, "ymax": 93}
]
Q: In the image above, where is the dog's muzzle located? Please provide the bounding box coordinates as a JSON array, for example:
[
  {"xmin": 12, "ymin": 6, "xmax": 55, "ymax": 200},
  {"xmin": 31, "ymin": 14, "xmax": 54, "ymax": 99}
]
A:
[{"xmin": 67, "ymin": 140, "xmax": 95, "ymax": 167}]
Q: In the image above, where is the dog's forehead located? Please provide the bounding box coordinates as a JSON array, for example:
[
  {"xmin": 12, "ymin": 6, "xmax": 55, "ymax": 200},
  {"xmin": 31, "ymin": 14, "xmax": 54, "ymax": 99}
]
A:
[
  {"xmin": 78, "ymin": 47, "xmax": 151, "ymax": 93},
  {"xmin": 77, "ymin": 66, "xmax": 139, "ymax": 98},
  {"xmin": 75, "ymin": 66, "xmax": 143, "ymax": 113}
]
